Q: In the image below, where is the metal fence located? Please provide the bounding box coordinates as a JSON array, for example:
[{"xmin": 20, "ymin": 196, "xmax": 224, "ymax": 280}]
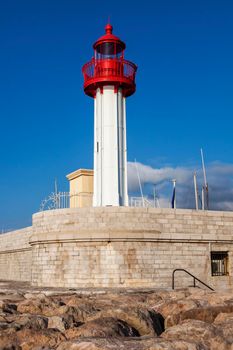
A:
[
  {"xmin": 39, "ymin": 192, "xmax": 93, "ymax": 211},
  {"xmin": 40, "ymin": 193, "xmax": 157, "ymax": 211},
  {"xmin": 129, "ymin": 196, "xmax": 156, "ymax": 208}
]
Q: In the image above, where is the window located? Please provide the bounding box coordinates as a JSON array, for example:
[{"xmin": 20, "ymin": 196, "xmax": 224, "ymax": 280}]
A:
[{"xmin": 211, "ymin": 252, "xmax": 229, "ymax": 276}]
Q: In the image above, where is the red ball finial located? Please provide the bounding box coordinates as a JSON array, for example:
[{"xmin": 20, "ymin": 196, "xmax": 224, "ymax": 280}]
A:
[{"xmin": 105, "ymin": 23, "xmax": 113, "ymax": 34}]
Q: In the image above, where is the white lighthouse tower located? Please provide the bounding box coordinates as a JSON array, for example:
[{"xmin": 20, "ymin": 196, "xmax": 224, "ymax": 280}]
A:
[{"xmin": 82, "ymin": 24, "xmax": 137, "ymax": 206}]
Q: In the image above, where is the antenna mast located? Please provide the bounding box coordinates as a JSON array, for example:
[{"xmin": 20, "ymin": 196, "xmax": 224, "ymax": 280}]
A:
[
  {"xmin": 134, "ymin": 159, "xmax": 145, "ymax": 207},
  {"xmin": 193, "ymin": 172, "xmax": 199, "ymax": 210},
  {"xmin": 54, "ymin": 178, "xmax": 59, "ymax": 209},
  {"xmin": 153, "ymin": 184, "xmax": 160, "ymax": 208}
]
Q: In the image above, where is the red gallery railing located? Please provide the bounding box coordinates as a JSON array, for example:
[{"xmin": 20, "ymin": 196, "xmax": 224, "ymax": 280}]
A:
[{"xmin": 82, "ymin": 58, "xmax": 137, "ymax": 97}]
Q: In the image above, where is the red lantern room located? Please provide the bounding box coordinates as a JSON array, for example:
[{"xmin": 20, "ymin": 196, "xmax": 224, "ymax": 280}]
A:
[{"xmin": 82, "ymin": 24, "xmax": 137, "ymax": 98}]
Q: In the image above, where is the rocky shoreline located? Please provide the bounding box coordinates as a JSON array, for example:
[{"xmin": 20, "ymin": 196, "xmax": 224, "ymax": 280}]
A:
[{"xmin": 0, "ymin": 281, "xmax": 233, "ymax": 349}]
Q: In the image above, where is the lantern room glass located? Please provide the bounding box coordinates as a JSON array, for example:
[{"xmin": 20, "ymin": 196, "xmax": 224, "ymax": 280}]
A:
[{"xmin": 95, "ymin": 42, "xmax": 124, "ymax": 60}]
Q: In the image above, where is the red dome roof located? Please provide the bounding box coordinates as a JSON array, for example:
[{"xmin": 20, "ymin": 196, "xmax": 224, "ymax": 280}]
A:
[{"xmin": 93, "ymin": 24, "xmax": 126, "ymax": 52}]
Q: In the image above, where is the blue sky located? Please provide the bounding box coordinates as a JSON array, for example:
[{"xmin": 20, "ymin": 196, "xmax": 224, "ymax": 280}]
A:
[{"xmin": 0, "ymin": 0, "xmax": 233, "ymax": 230}]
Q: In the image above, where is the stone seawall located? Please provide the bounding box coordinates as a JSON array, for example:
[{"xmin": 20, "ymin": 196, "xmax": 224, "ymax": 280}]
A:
[
  {"xmin": 0, "ymin": 227, "xmax": 32, "ymax": 281},
  {"xmin": 0, "ymin": 208, "xmax": 233, "ymax": 289}
]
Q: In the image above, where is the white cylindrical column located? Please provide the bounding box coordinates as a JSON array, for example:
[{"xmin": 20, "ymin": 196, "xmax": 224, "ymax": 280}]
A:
[
  {"xmin": 117, "ymin": 89, "xmax": 128, "ymax": 206},
  {"xmin": 93, "ymin": 86, "xmax": 128, "ymax": 207}
]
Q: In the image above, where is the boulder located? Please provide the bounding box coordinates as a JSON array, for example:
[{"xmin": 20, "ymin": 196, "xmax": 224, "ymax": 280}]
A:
[
  {"xmin": 17, "ymin": 297, "xmax": 67, "ymax": 317},
  {"xmin": 214, "ymin": 312, "xmax": 233, "ymax": 344},
  {"xmin": 86, "ymin": 307, "xmax": 164, "ymax": 336},
  {"xmin": 165, "ymin": 304, "xmax": 233, "ymax": 327},
  {"xmin": 162, "ymin": 319, "xmax": 230, "ymax": 350},
  {"xmin": 187, "ymin": 290, "xmax": 233, "ymax": 307},
  {"xmin": 57, "ymin": 304, "xmax": 98, "ymax": 323},
  {"xmin": 1, "ymin": 302, "xmax": 17, "ymax": 314},
  {"xmin": 153, "ymin": 299, "xmax": 198, "ymax": 319},
  {"xmin": 17, "ymin": 298, "xmax": 45, "ymax": 315},
  {"xmin": 0, "ymin": 328, "xmax": 20, "ymax": 350},
  {"xmin": 57, "ymin": 337, "xmax": 208, "ymax": 350},
  {"xmin": 147, "ymin": 340, "xmax": 208, "ymax": 350},
  {"xmin": 23, "ymin": 293, "xmax": 47, "ymax": 300},
  {"xmin": 214, "ymin": 312, "xmax": 233, "ymax": 324},
  {"xmin": 65, "ymin": 317, "xmax": 140, "ymax": 339},
  {"xmin": 57, "ymin": 341, "xmax": 101, "ymax": 350},
  {"xmin": 5, "ymin": 314, "xmax": 48, "ymax": 330},
  {"xmin": 17, "ymin": 328, "xmax": 66, "ymax": 349},
  {"xmin": 48, "ymin": 316, "xmax": 67, "ymax": 332},
  {"xmin": 1, "ymin": 287, "xmax": 233, "ymax": 350}
]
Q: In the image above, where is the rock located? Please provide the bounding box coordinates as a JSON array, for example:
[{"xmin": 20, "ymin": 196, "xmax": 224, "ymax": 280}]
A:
[
  {"xmin": 17, "ymin": 298, "xmax": 44, "ymax": 314},
  {"xmin": 153, "ymin": 299, "xmax": 198, "ymax": 319},
  {"xmin": 0, "ymin": 328, "xmax": 20, "ymax": 350},
  {"xmin": 10, "ymin": 314, "xmax": 48, "ymax": 330},
  {"xmin": 86, "ymin": 307, "xmax": 164, "ymax": 336},
  {"xmin": 162, "ymin": 319, "xmax": 230, "ymax": 350},
  {"xmin": 165, "ymin": 304, "xmax": 233, "ymax": 327},
  {"xmin": 1, "ymin": 286, "xmax": 233, "ymax": 350},
  {"xmin": 187, "ymin": 290, "xmax": 233, "ymax": 307},
  {"xmin": 57, "ymin": 338, "xmax": 208, "ymax": 350},
  {"xmin": 57, "ymin": 341, "xmax": 100, "ymax": 350},
  {"xmin": 17, "ymin": 297, "xmax": 62, "ymax": 317},
  {"xmin": 219, "ymin": 321, "xmax": 233, "ymax": 344},
  {"xmin": 0, "ymin": 322, "xmax": 11, "ymax": 330},
  {"xmin": 186, "ymin": 287, "xmax": 207, "ymax": 298},
  {"xmin": 1, "ymin": 302, "xmax": 17, "ymax": 314},
  {"xmin": 204, "ymin": 291, "xmax": 233, "ymax": 306},
  {"xmin": 0, "ymin": 313, "xmax": 6, "ymax": 322},
  {"xmin": 17, "ymin": 328, "xmax": 66, "ymax": 349},
  {"xmin": 147, "ymin": 340, "xmax": 208, "ymax": 350},
  {"xmin": 214, "ymin": 312, "xmax": 233, "ymax": 324},
  {"xmin": 48, "ymin": 316, "xmax": 66, "ymax": 332},
  {"xmin": 62, "ymin": 295, "xmax": 87, "ymax": 308},
  {"xmin": 23, "ymin": 292, "xmax": 47, "ymax": 300},
  {"xmin": 158, "ymin": 289, "xmax": 191, "ymax": 301},
  {"xmin": 214, "ymin": 312, "xmax": 233, "ymax": 344},
  {"xmin": 61, "ymin": 298, "xmax": 103, "ymax": 321},
  {"xmin": 65, "ymin": 317, "xmax": 140, "ymax": 339}
]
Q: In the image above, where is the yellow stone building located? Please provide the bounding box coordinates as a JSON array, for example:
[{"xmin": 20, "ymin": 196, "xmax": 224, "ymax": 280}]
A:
[{"xmin": 66, "ymin": 169, "xmax": 93, "ymax": 208}]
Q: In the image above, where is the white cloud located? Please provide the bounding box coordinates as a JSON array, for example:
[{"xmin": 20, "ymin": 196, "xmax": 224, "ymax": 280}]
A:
[{"xmin": 127, "ymin": 161, "xmax": 233, "ymax": 211}]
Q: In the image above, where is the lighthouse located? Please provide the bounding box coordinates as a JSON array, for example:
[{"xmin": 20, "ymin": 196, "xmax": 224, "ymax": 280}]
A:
[{"xmin": 82, "ymin": 24, "xmax": 137, "ymax": 206}]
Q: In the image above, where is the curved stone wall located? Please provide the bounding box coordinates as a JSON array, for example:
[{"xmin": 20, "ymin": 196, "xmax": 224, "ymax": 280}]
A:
[
  {"xmin": 0, "ymin": 227, "xmax": 32, "ymax": 281},
  {"xmin": 30, "ymin": 207, "xmax": 233, "ymax": 289}
]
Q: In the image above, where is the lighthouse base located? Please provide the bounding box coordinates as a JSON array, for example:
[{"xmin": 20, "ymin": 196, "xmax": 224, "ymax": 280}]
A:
[{"xmin": 25, "ymin": 207, "xmax": 233, "ymax": 290}]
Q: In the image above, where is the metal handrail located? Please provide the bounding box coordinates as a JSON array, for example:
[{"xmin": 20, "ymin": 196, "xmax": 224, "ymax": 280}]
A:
[{"xmin": 172, "ymin": 268, "xmax": 214, "ymax": 291}]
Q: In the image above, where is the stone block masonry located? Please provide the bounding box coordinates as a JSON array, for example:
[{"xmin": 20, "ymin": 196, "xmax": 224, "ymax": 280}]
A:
[
  {"xmin": 0, "ymin": 208, "xmax": 233, "ymax": 289},
  {"xmin": 0, "ymin": 227, "xmax": 32, "ymax": 281}
]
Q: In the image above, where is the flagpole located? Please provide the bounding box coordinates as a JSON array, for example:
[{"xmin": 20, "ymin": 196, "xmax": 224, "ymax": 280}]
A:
[{"xmin": 171, "ymin": 179, "xmax": 176, "ymax": 209}]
